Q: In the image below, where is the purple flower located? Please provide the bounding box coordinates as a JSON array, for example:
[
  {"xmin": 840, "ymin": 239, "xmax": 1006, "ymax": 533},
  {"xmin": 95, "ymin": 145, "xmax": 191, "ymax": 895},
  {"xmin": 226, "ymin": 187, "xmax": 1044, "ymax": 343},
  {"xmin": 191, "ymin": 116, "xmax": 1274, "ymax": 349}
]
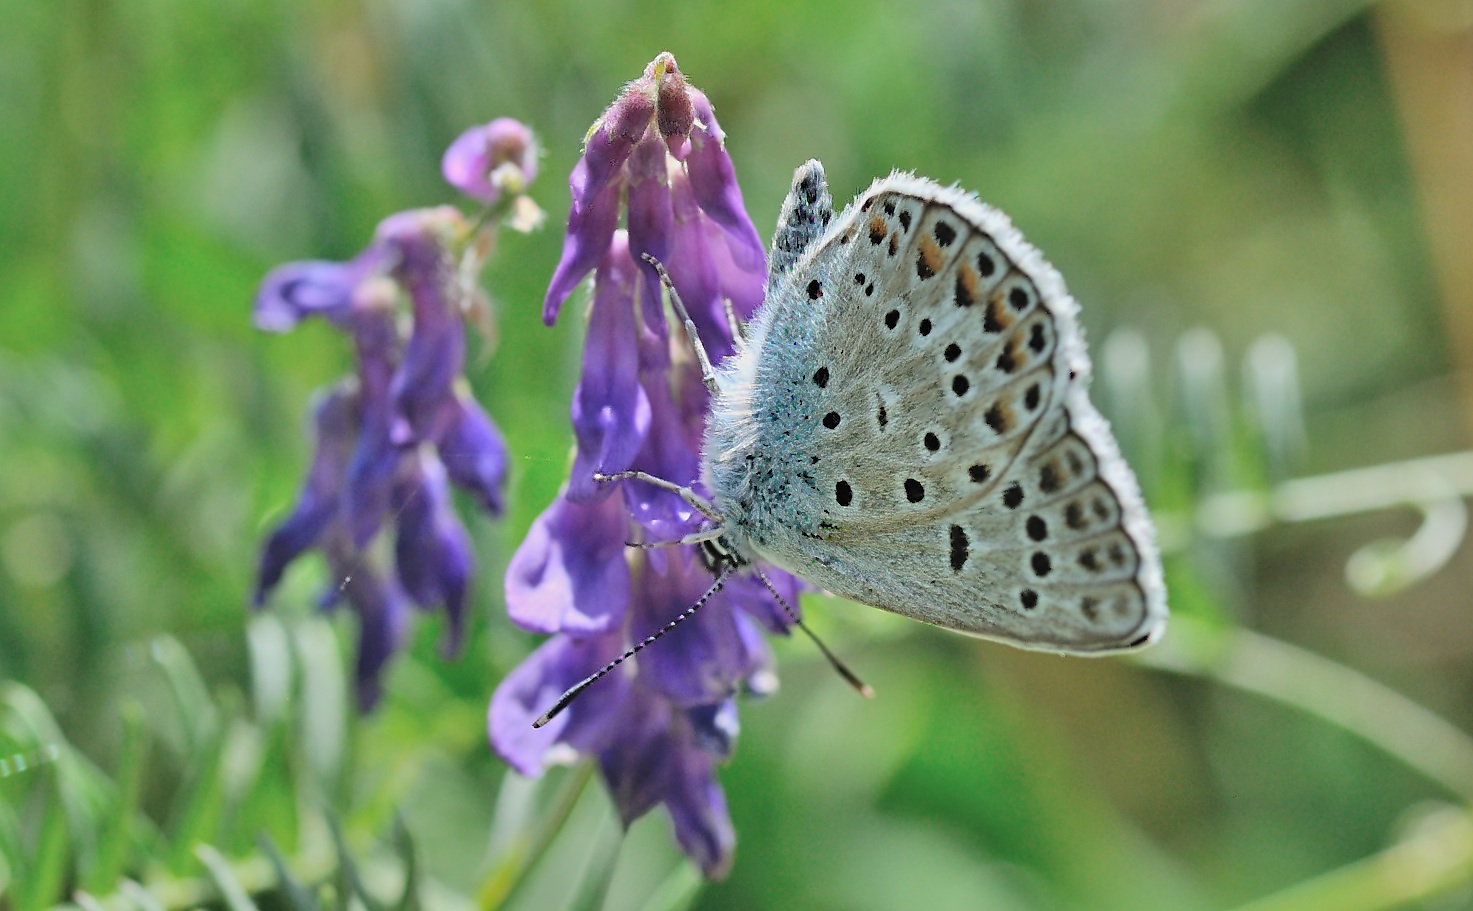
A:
[
  {"xmin": 490, "ymin": 53, "xmax": 802, "ymax": 880},
  {"xmin": 442, "ymin": 117, "xmax": 539, "ymax": 205},
  {"xmin": 255, "ymin": 124, "xmax": 537, "ymax": 708}
]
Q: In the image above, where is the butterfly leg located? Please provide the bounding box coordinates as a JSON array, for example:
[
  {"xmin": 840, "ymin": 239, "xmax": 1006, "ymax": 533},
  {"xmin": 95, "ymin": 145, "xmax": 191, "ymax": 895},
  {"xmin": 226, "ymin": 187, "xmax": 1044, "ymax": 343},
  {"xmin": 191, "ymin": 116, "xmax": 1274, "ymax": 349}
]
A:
[
  {"xmin": 640, "ymin": 253, "xmax": 720, "ymax": 395},
  {"xmin": 593, "ymin": 470, "xmax": 723, "ymax": 522},
  {"xmin": 722, "ymin": 296, "xmax": 747, "ymax": 344},
  {"xmin": 766, "ymin": 159, "xmax": 833, "ymax": 294}
]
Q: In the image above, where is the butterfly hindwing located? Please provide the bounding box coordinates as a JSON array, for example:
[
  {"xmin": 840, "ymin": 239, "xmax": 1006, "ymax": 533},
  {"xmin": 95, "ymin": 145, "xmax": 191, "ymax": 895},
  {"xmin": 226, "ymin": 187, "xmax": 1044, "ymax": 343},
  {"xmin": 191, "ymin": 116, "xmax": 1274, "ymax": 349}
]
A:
[{"xmin": 706, "ymin": 170, "xmax": 1165, "ymax": 652}]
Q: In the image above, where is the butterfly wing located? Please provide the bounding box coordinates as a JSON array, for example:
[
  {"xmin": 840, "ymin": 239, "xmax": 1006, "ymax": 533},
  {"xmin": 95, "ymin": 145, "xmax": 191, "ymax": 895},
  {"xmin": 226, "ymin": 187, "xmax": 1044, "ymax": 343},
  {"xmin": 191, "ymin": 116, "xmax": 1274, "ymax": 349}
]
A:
[{"xmin": 706, "ymin": 173, "xmax": 1166, "ymax": 652}]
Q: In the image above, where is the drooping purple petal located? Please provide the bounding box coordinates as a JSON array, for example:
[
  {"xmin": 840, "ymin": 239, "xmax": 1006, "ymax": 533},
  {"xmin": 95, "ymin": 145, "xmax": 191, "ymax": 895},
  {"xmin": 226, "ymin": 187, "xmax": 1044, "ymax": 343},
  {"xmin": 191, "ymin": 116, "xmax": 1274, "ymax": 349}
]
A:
[
  {"xmin": 543, "ymin": 175, "xmax": 623, "ymax": 324},
  {"xmin": 393, "ymin": 450, "xmax": 474, "ymax": 653},
  {"xmin": 686, "ymin": 698, "xmax": 739, "ymax": 759},
  {"xmin": 664, "ymin": 743, "xmax": 736, "ymax": 880},
  {"xmin": 442, "ymin": 117, "xmax": 538, "ymax": 204},
  {"xmin": 716, "ymin": 570, "xmax": 801, "ymax": 636},
  {"xmin": 568, "ymin": 234, "xmax": 652, "ymax": 503},
  {"xmin": 320, "ymin": 534, "xmax": 412, "ymax": 711},
  {"xmin": 254, "ymin": 386, "xmax": 360, "ymax": 604},
  {"xmin": 254, "ymin": 260, "xmax": 361, "ymax": 332},
  {"xmin": 598, "ymin": 684, "xmax": 677, "ymax": 826},
  {"xmin": 505, "ymin": 493, "xmax": 631, "ymax": 636},
  {"xmin": 437, "ymin": 390, "xmax": 509, "ymax": 515},
  {"xmin": 596, "ymin": 684, "xmax": 737, "ymax": 879},
  {"xmin": 735, "ymin": 615, "xmax": 780, "ymax": 698},
  {"xmin": 665, "ymin": 171, "xmax": 733, "ymax": 361},
  {"xmin": 702, "ymin": 211, "xmax": 767, "ymax": 326},
  {"xmin": 625, "ymin": 135, "xmax": 675, "ymax": 340},
  {"xmin": 686, "ymin": 91, "xmax": 767, "ymax": 287},
  {"xmin": 577, "ymin": 90, "xmax": 653, "ymax": 209},
  {"xmin": 489, "ymin": 631, "xmax": 633, "ymax": 775}
]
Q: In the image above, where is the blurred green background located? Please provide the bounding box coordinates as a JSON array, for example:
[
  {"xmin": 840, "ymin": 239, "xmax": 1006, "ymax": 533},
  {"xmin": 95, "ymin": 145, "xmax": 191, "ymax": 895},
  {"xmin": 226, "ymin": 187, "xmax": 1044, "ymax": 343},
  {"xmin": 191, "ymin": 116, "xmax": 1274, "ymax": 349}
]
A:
[{"xmin": 6, "ymin": 0, "xmax": 1473, "ymax": 908}]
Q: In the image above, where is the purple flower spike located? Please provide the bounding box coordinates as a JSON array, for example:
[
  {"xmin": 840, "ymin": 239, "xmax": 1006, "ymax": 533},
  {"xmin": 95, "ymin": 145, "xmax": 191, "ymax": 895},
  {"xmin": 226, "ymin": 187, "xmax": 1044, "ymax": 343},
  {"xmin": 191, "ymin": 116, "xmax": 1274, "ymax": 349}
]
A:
[
  {"xmin": 542, "ymin": 51, "xmax": 718, "ymax": 328},
  {"xmin": 492, "ymin": 53, "xmax": 809, "ymax": 881},
  {"xmin": 255, "ymin": 120, "xmax": 525, "ymax": 709},
  {"xmin": 442, "ymin": 117, "xmax": 539, "ymax": 204}
]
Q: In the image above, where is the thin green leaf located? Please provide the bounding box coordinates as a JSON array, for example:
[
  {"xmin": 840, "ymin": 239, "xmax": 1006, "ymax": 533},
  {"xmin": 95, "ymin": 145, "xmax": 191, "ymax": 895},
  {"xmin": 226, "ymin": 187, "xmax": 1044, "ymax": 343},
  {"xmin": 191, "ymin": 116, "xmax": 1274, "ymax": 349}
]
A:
[
  {"xmin": 248, "ymin": 613, "xmax": 295, "ymax": 726},
  {"xmin": 230, "ymin": 719, "xmax": 300, "ymax": 857},
  {"xmin": 164, "ymin": 718, "xmax": 229, "ymax": 873},
  {"xmin": 393, "ymin": 814, "xmax": 421, "ymax": 911},
  {"xmin": 566, "ymin": 825, "xmax": 622, "ymax": 911},
  {"xmin": 327, "ymin": 811, "xmax": 385, "ymax": 911},
  {"xmin": 149, "ymin": 636, "xmax": 220, "ymax": 753},
  {"xmin": 293, "ymin": 619, "xmax": 347, "ymax": 795},
  {"xmin": 16, "ymin": 770, "xmax": 69, "ymax": 911},
  {"xmin": 478, "ymin": 763, "xmax": 594, "ymax": 911},
  {"xmin": 196, "ymin": 843, "xmax": 262, "ymax": 911},
  {"xmin": 72, "ymin": 889, "xmax": 111, "ymax": 911},
  {"xmin": 635, "ymin": 863, "xmax": 704, "ymax": 911},
  {"xmin": 84, "ymin": 701, "xmax": 148, "ymax": 894},
  {"xmin": 260, "ymin": 832, "xmax": 323, "ymax": 911},
  {"xmin": 121, "ymin": 878, "xmax": 170, "ymax": 911}
]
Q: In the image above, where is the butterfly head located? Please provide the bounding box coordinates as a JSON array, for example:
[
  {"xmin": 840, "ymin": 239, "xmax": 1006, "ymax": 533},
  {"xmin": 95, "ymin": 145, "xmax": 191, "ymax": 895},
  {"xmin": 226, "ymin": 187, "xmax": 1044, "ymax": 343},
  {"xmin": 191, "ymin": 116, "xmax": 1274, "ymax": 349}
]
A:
[{"xmin": 696, "ymin": 533, "xmax": 749, "ymax": 576}]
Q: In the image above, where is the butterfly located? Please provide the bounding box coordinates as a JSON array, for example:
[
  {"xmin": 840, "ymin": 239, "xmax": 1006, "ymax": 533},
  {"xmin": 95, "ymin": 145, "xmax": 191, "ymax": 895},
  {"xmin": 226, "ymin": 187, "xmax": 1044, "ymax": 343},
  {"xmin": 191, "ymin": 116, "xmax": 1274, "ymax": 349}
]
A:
[{"xmin": 537, "ymin": 161, "xmax": 1166, "ymax": 725}]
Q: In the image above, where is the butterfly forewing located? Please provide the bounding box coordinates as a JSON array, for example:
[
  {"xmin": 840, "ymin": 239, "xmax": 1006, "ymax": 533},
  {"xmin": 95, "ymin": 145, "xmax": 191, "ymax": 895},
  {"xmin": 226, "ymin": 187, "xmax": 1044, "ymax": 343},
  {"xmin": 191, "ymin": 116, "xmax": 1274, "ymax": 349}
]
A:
[{"xmin": 711, "ymin": 172, "xmax": 1166, "ymax": 652}]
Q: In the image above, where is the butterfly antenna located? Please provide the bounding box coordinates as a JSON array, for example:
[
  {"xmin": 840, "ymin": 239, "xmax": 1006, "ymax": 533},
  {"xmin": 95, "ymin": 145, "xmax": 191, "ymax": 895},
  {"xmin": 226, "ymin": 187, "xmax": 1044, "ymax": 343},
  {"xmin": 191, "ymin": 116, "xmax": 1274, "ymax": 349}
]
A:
[
  {"xmin": 532, "ymin": 564, "xmax": 735, "ymax": 729},
  {"xmin": 755, "ymin": 570, "xmax": 875, "ymax": 699}
]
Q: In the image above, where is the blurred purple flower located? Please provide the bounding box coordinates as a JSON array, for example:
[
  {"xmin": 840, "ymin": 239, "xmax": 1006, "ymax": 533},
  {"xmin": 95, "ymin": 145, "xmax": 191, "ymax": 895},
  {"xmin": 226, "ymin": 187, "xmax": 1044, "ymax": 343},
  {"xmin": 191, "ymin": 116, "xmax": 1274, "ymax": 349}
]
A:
[
  {"xmin": 489, "ymin": 53, "xmax": 799, "ymax": 880},
  {"xmin": 443, "ymin": 117, "xmax": 539, "ymax": 205},
  {"xmin": 255, "ymin": 125, "xmax": 538, "ymax": 709}
]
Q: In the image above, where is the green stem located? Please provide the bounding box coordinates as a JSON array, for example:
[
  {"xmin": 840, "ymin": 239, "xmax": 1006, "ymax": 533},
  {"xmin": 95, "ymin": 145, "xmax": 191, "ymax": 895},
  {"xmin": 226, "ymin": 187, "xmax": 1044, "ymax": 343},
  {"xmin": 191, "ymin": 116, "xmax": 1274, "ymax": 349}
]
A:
[
  {"xmin": 478, "ymin": 763, "xmax": 597, "ymax": 911},
  {"xmin": 1225, "ymin": 805, "xmax": 1473, "ymax": 911},
  {"xmin": 1135, "ymin": 616, "xmax": 1473, "ymax": 802},
  {"xmin": 1186, "ymin": 450, "xmax": 1473, "ymax": 539}
]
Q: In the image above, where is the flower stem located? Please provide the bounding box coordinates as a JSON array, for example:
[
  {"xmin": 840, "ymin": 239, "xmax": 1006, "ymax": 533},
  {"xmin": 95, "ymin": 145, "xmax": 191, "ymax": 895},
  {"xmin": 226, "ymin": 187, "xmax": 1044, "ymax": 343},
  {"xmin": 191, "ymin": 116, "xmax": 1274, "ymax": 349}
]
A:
[
  {"xmin": 478, "ymin": 762, "xmax": 596, "ymax": 911},
  {"xmin": 1135, "ymin": 615, "xmax": 1473, "ymax": 802},
  {"xmin": 1225, "ymin": 805, "xmax": 1473, "ymax": 911}
]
